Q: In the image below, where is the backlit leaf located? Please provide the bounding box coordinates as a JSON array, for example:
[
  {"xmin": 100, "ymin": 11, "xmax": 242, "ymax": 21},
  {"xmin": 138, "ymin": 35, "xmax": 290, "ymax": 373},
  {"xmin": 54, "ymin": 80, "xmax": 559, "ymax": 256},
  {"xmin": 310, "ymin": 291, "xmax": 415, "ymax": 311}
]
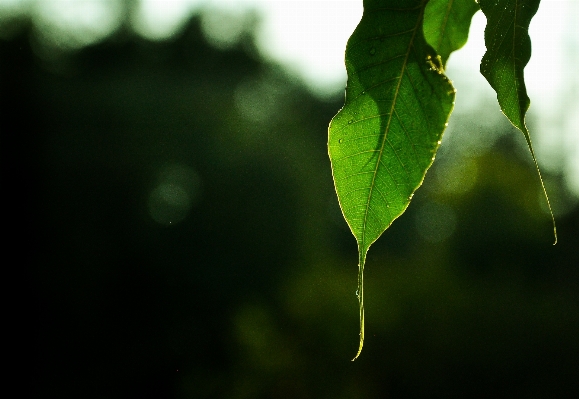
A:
[
  {"xmin": 328, "ymin": 0, "xmax": 455, "ymax": 360},
  {"xmin": 479, "ymin": 0, "xmax": 556, "ymax": 243}
]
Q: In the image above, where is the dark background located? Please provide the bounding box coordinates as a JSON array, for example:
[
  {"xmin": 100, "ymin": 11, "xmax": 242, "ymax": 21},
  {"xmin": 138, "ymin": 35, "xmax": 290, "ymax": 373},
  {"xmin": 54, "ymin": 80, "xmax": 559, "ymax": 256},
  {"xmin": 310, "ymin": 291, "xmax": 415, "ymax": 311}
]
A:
[{"xmin": 2, "ymin": 6, "xmax": 578, "ymax": 398}]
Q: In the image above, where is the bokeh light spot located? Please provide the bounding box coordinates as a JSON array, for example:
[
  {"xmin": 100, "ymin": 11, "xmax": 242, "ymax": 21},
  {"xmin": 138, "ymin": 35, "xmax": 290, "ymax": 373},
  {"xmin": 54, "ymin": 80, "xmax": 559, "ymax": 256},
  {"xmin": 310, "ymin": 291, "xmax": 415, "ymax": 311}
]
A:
[
  {"xmin": 234, "ymin": 76, "xmax": 281, "ymax": 123},
  {"xmin": 434, "ymin": 157, "xmax": 478, "ymax": 195},
  {"xmin": 415, "ymin": 202, "xmax": 457, "ymax": 243},
  {"xmin": 148, "ymin": 164, "xmax": 201, "ymax": 226}
]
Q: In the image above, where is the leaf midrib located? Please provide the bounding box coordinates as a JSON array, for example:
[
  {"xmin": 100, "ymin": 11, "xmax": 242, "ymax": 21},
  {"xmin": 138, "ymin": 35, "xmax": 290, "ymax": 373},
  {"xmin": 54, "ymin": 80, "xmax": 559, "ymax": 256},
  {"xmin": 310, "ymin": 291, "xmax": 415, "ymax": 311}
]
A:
[{"xmin": 360, "ymin": 6, "xmax": 426, "ymax": 247}]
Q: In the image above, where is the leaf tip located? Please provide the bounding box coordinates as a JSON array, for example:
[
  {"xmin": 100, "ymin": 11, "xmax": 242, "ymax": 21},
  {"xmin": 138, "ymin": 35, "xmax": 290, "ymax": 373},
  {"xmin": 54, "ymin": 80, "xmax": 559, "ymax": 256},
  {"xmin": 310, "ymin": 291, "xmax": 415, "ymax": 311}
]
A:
[
  {"xmin": 352, "ymin": 336, "xmax": 364, "ymax": 362},
  {"xmin": 352, "ymin": 245, "xmax": 367, "ymax": 361},
  {"xmin": 351, "ymin": 293, "xmax": 364, "ymax": 361}
]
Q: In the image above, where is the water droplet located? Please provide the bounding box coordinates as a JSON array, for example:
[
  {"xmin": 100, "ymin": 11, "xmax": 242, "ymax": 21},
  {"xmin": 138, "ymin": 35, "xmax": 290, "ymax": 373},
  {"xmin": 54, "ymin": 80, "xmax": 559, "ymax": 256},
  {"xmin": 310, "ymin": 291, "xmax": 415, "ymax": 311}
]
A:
[
  {"xmin": 339, "ymin": 138, "xmax": 344, "ymax": 144},
  {"xmin": 369, "ymin": 47, "xmax": 376, "ymax": 55},
  {"xmin": 355, "ymin": 289, "xmax": 359, "ymax": 296},
  {"xmin": 437, "ymin": 140, "xmax": 442, "ymax": 145},
  {"xmin": 348, "ymin": 119, "xmax": 353, "ymax": 124},
  {"xmin": 444, "ymin": 123, "xmax": 448, "ymax": 126}
]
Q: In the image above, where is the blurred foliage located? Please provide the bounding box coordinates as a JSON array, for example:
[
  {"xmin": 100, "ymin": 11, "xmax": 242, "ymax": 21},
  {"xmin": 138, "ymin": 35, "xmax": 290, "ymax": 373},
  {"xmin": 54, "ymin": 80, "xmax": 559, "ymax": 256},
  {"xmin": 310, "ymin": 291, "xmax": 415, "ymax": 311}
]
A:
[{"xmin": 2, "ymin": 5, "xmax": 578, "ymax": 399}]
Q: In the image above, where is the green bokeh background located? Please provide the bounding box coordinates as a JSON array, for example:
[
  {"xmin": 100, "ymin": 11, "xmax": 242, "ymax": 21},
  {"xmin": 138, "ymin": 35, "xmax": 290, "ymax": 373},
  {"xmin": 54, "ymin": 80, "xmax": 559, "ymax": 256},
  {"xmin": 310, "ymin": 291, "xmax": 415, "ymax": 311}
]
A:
[{"xmin": 3, "ymin": 5, "xmax": 578, "ymax": 398}]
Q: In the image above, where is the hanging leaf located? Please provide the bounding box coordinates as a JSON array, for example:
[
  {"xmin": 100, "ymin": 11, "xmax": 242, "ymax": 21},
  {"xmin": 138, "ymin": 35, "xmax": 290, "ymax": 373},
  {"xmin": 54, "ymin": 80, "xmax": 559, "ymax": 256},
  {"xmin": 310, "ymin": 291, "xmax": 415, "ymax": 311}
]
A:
[
  {"xmin": 423, "ymin": 0, "xmax": 480, "ymax": 66},
  {"xmin": 479, "ymin": 0, "xmax": 557, "ymax": 243},
  {"xmin": 328, "ymin": 0, "xmax": 455, "ymax": 360}
]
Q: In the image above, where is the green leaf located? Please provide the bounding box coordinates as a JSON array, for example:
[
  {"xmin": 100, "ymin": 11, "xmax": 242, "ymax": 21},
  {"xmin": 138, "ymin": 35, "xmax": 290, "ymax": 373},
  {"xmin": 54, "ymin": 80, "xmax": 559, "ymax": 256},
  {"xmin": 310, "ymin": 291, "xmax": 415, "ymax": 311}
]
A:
[
  {"xmin": 423, "ymin": 0, "xmax": 480, "ymax": 66},
  {"xmin": 479, "ymin": 0, "xmax": 557, "ymax": 243},
  {"xmin": 328, "ymin": 0, "xmax": 455, "ymax": 360}
]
